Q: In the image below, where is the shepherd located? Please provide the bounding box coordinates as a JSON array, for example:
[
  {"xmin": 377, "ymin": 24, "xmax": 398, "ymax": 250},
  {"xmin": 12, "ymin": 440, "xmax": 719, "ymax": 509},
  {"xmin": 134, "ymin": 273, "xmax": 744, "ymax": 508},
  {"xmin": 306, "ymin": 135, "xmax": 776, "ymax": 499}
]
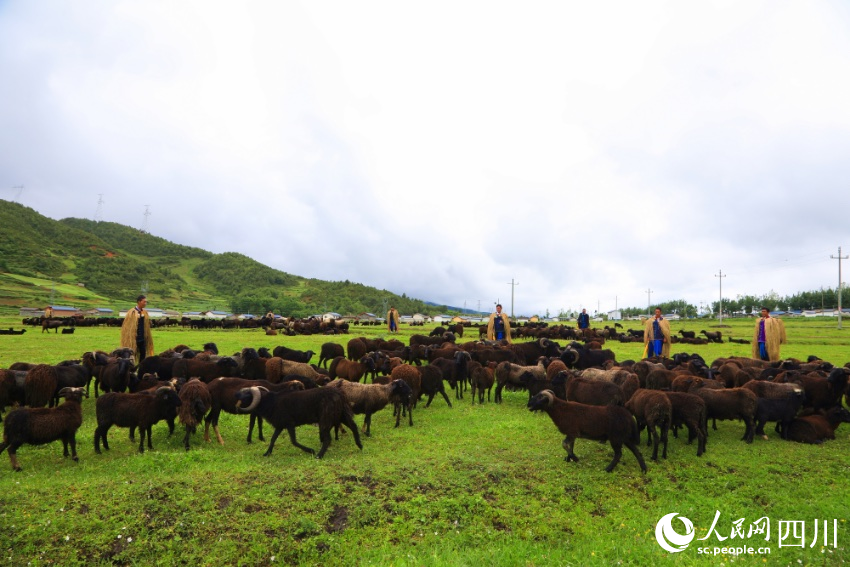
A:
[
  {"xmin": 387, "ymin": 306, "xmax": 400, "ymax": 334},
  {"xmin": 752, "ymin": 307, "xmax": 786, "ymax": 362},
  {"xmin": 120, "ymin": 295, "xmax": 154, "ymax": 364},
  {"xmin": 643, "ymin": 308, "xmax": 671, "ymax": 358}
]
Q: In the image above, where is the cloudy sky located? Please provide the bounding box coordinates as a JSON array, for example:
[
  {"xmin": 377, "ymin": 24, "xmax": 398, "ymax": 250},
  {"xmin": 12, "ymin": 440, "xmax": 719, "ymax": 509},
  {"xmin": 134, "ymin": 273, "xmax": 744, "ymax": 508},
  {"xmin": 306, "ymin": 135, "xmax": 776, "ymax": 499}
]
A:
[{"xmin": 2, "ymin": 1, "xmax": 849, "ymax": 316}]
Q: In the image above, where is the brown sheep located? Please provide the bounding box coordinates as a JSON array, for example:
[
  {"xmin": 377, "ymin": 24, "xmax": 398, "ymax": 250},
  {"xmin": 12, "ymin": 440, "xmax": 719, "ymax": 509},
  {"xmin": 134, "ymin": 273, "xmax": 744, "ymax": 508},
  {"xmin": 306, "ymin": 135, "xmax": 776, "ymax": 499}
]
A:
[
  {"xmin": 625, "ymin": 389, "xmax": 672, "ymax": 461},
  {"xmin": 663, "ymin": 392, "xmax": 707, "ymax": 456},
  {"xmin": 527, "ymin": 390, "xmax": 647, "ymax": 473}
]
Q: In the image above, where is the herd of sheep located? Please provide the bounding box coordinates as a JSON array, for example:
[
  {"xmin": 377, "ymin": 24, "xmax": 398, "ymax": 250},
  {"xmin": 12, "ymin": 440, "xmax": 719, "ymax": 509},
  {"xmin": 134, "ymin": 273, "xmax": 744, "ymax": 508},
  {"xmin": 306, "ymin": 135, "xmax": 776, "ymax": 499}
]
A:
[{"xmin": 1, "ymin": 330, "xmax": 849, "ymax": 473}]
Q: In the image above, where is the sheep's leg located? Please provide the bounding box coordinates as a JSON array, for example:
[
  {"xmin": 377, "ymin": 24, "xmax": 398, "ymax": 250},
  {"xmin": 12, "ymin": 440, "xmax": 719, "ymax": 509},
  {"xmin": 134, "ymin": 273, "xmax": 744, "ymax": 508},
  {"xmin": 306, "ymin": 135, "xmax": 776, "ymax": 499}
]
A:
[
  {"xmin": 439, "ymin": 389, "xmax": 452, "ymax": 408},
  {"xmin": 247, "ymin": 415, "xmax": 256, "ymax": 444},
  {"xmin": 183, "ymin": 426, "xmax": 191, "ymax": 451},
  {"xmin": 494, "ymin": 383, "xmax": 504, "ymax": 404},
  {"xmin": 394, "ymin": 403, "xmax": 402, "ymax": 428},
  {"xmin": 622, "ymin": 440, "xmax": 648, "ymax": 473},
  {"xmin": 562, "ymin": 437, "xmax": 578, "ymax": 462},
  {"xmin": 406, "ymin": 404, "xmax": 413, "ymax": 427},
  {"xmin": 263, "ymin": 427, "xmax": 285, "ymax": 456},
  {"xmin": 166, "ymin": 418, "xmax": 175, "ymax": 437},
  {"xmin": 425, "ymin": 393, "xmax": 436, "ymax": 408},
  {"xmin": 6, "ymin": 442, "xmax": 22, "ymax": 471},
  {"xmin": 316, "ymin": 427, "xmax": 332, "ymax": 459},
  {"xmin": 138, "ymin": 428, "xmax": 147, "ymax": 453},
  {"xmin": 649, "ymin": 425, "xmax": 659, "ymax": 461},
  {"xmin": 341, "ymin": 414, "xmax": 363, "ymax": 450},
  {"xmin": 286, "ymin": 426, "xmax": 316, "ymax": 456},
  {"xmin": 129, "ymin": 425, "xmax": 136, "ymax": 442},
  {"xmin": 606, "ymin": 442, "xmax": 623, "ymax": 472},
  {"xmin": 257, "ymin": 417, "xmax": 264, "ymax": 441},
  {"xmin": 742, "ymin": 418, "xmax": 755, "ymax": 444},
  {"xmin": 755, "ymin": 418, "xmax": 768, "ymax": 439},
  {"xmin": 363, "ymin": 415, "xmax": 371, "ymax": 437},
  {"xmin": 660, "ymin": 422, "xmax": 669, "ymax": 459}
]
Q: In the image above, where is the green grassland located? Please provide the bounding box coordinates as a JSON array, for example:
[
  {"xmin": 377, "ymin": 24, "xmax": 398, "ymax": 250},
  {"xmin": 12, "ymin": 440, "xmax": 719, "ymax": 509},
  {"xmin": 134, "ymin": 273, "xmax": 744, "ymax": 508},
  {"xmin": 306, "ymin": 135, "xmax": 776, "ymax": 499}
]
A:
[{"xmin": 0, "ymin": 317, "xmax": 848, "ymax": 566}]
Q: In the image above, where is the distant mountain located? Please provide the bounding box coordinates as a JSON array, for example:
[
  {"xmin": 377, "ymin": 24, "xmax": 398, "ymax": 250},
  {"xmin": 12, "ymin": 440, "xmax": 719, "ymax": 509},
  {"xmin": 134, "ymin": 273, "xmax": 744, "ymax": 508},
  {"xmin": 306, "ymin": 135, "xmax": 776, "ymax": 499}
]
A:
[{"xmin": 0, "ymin": 199, "xmax": 437, "ymax": 316}]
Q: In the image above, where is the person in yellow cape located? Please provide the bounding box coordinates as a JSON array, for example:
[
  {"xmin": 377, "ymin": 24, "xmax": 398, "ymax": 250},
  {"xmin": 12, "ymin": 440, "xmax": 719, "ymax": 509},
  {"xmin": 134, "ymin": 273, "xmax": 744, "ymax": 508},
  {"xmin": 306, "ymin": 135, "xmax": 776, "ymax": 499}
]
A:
[
  {"xmin": 752, "ymin": 307, "xmax": 786, "ymax": 362},
  {"xmin": 643, "ymin": 308, "xmax": 671, "ymax": 358},
  {"xmin": 387, "ymin": 306, "xmax": 400, "ymax": 334},
  {"xmin": 120, "ymin": 295, "xmax": 154, "ymax": 363},
  {"xmin": 487, "ymin": 304, "xmax": 512, "ymax": 343}
]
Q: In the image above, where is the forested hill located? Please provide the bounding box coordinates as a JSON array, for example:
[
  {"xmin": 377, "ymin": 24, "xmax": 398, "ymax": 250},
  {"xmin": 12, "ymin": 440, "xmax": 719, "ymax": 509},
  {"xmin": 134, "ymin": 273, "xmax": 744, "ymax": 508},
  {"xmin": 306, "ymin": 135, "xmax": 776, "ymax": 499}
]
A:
[{"xmin": 0, "ymin": 199, "xmax": 435, "ymax": 316}]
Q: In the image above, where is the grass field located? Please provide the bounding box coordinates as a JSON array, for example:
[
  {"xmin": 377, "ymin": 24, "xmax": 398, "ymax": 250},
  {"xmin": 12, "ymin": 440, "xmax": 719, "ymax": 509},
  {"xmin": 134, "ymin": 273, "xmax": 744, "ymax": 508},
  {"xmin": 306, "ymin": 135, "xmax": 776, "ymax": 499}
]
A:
[{"xmin": 0, "ymin": 316, "xmax": 848, "ymax": 566}]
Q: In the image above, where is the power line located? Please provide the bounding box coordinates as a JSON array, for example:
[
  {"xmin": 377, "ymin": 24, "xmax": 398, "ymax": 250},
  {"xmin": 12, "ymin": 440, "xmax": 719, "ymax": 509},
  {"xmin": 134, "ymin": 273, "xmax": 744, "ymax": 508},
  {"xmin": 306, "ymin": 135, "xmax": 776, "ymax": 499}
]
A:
[{"xmin": 95, "ymin": 194, "xmax": 104, "ymax": 222}]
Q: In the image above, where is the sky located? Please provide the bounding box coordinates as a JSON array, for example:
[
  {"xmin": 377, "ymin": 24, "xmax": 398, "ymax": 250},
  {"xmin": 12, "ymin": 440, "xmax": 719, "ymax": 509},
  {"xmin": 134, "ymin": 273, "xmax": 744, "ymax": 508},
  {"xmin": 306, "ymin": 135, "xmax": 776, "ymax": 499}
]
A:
[{"xmin": 2, "ymin": 1, "xmax": 850, "ymax": 316}]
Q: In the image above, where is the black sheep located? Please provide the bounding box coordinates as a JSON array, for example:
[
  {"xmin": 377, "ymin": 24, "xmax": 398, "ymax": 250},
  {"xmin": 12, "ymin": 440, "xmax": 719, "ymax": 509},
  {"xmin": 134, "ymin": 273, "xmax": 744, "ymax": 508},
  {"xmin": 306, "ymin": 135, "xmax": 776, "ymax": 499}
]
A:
[
  {"xmin": 94, "ymin": 386, "xmax": 183, "ymax": 454},
  {"xmin": 0, "ymin": 387, "xmax": 87, "ymax": 471},
  {"xmin": 235, "ymin": 385, "xmax": 362, "ymax": 458}
]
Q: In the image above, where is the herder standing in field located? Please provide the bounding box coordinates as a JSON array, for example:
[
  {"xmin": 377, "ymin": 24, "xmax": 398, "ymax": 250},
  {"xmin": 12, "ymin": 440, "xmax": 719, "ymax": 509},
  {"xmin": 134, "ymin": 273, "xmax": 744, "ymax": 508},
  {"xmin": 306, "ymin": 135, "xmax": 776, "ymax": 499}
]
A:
[
  {"xmin": 752, "ymin": 307, "xmax": 786, "ymax": 361},
  {"xmin": 487, "ymin": 304, "xmax": 512, "ymax": 343},
  {"xmin": 643, "ymin": 308, "xmax": 671, "ymax": 358},
  {"xmin": 577, "ymin": 308, "xmax": 590, "ymax": 330},
  {"xmin": 387, "ymin": 306, "xmax": 400, "ymax": 334},
  {"xmin": 120, "ymin": 295, "xmax": 154, "ymax": 364}
]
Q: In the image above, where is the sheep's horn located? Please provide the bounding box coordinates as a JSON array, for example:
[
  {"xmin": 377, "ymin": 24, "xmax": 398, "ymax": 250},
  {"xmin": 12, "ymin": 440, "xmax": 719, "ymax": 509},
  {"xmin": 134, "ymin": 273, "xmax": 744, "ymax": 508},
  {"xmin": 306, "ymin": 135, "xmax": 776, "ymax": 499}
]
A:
[
  {"xmin": 237, "ymin": 387, "xmax": 263, "ymax": 412},
  {"xmin": 540, "ymin": 390, "xmax": 555, "ymax": 405}
]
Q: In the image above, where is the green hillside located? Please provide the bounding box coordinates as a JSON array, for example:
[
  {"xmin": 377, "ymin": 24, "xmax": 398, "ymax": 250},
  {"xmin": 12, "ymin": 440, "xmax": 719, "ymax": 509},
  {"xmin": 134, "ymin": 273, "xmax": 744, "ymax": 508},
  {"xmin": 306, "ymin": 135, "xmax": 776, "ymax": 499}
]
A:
[{"xmin": 0, "ymin": 199, "xmax": 433, "ymax": 316}]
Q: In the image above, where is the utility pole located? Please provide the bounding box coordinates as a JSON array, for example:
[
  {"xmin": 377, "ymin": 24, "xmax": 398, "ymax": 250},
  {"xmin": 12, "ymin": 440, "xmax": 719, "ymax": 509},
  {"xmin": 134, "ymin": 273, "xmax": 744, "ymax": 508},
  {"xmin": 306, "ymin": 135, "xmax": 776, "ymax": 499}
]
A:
[
  {"xmin": 646, "ymin": 289, "xmax": 652, "ymax": 316},
  {"xmin": 507, "ymin": 279, "xmax": 519, "ymax": 319},
  {"xmin": 831, "ymin": 247, "xmax": 848, "ymax": 329},
  {"xmin": 715, "ymin": 270, "xmax": 726, "ymax": 324}
]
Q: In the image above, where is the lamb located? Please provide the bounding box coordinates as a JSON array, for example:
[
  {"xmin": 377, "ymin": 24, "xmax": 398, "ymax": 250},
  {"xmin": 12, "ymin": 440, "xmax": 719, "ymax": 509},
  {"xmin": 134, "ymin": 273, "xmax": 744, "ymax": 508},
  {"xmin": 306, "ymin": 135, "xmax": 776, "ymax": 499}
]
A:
[
  {"xmin": 417, "ymin": 364, "xmax": 452, "ymax": 408},
  {"xmin": 700, "ymin": 330, "xmax": 723, "ymax": 343},
  {"xmin": 0, "ymin": 387, "xmax": 87, "ymax": 471},
  {"xmin": 177, "ymin": 378, "xmax": 212, "ymax": 451},
  {"xmin": 663, "ymin": 392, "xmax": 707, "ymax": 456},
  {"xmin": 625, "ymin": 389, "xmax": 672, "ymax": 461},
  {"xmin": 753, "ymin": 389, "xmax": 806, "ymax": 440},
  {"xmin": 94, "ymin": 385, "xmax": 183, "ymax": 454},
  {"xmin": 429, "ymin": 351, "xmax": 471, "ymax": 399},
  {"xmin": 468, "ymin": 361, "xmax": 495, "ymax": 405},
  {"xmin": 234, "ymin": 385, "xmax": 362, "ymax": 459},
  {"xmin": 272, "ymin": 345, "xmax": 315, "ymax": 363},
  {"xmin": 327, "ymin": 378, "xmax": 413, "ymax": 436},
  {"xmin": 785, "ymin": 407, "xmax": 850, "ymax": 444},
  {"xmin": 329, "ymin": 356, "xmax": 376, "ymax": 383},
  {"xmin": 494, "ymin": 361, "xmax": 545, "ymax": 403},
  {"xmin": 527, "ymin": 390, "xmax": 647, "ymax": 473},
  {"xmin": 319, "ymin": 342, "xmax": 345, "ymax": 368},
  {"xmin": 389, "ymin": 364, "xmax": 421, "ymax": 426},
  {"xmin": 690, "ymin": 380, "xmax": 758, "ymax": 443}
]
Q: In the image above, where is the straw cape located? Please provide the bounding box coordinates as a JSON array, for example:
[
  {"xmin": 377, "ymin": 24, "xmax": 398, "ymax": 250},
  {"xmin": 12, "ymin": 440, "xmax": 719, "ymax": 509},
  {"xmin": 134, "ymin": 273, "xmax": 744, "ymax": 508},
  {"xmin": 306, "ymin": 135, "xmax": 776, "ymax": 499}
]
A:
[
  {"xmin": 486, "ymin": 312, "xmax": 512, "ymax": 343},
  {"xmin": 751, "ymin": 316, "xmax": 786, "ymax": 362},
  {"xmin": 386, "ymin": 308, "xmax": 400, "ymax": 332},
  {"xmin": 643, "ymin": 316, "xmax": 672, "ymax": 358},
  {"xmin": 120, "ymin": 307, "xmax": 154, "ymax": 360}
]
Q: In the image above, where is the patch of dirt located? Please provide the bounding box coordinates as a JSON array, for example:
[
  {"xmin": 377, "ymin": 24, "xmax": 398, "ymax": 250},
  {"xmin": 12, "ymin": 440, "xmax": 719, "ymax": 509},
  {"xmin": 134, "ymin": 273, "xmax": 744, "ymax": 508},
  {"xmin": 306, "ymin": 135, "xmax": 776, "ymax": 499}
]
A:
[
  {"xmin": 217, "ymin": 497, "xmax": 232, "ymax": 510},
  {"xmin": 326, "ymin": 505, "xmax": 349, "ymax": 533}
]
